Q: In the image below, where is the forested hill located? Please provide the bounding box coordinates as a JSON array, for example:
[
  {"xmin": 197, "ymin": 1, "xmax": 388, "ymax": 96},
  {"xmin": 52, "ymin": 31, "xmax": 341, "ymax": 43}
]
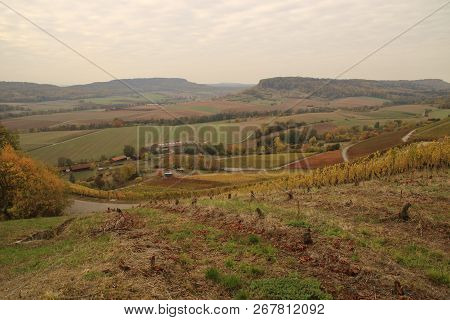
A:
[
  {"xmin": 240, "ymin": 77, "xmax": 450, "ymax": 103},
  {"xmin": 0, "ymin": 78, "xmax": 247, "ymax": 102}
]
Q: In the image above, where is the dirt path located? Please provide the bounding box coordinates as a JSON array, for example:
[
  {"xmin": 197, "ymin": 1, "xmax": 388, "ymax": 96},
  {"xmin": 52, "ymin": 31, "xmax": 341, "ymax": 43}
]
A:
[
  {"xmin": 341, "ymin": 143, "xmax": 355, "ymax": 163},
  {"xmin": 65, "ymin": 199, "xmax": 138, "ymax": 214},
  {"xmin": 402, "ymin": 129, "xmax": 416, "ymax": 142}
]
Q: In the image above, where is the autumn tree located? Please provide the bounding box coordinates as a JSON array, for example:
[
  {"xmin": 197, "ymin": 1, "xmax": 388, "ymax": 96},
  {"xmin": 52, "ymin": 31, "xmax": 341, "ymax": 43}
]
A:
[
  {"xmin": 273, "ymin": 136, "xmax": 287, "ymax": 153},
  {"xmin": 112, "ymin": 118, "xmax": 125, "ymax": 127},
  {"xmin": 112, "ymin": 164, "xmax": 136, "ymax": 186},
  {"xmin": 123, "ymin": 145, "xmax": 136, "ymax": 158},
  {"xmin": 0, "ymin": 145, "xmax": 68, "ymax": 219},
  {"xmin": 0, "ymin": 124, "xmax": 19, "ymax": 150},
  {"xmin": 57, "ymin": 157, "xmax": 73, "ymax": 167}
]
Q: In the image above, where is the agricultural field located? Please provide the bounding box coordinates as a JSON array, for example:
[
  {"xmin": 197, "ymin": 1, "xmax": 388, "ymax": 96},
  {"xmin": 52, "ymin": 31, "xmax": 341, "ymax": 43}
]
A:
[
  {"xmin": 219, "ymin": 152, "xmax": 314, "ymax": 169},
  {"xmin": 16, "ymin": 104, "xmax": 445, "ymax": 166},
  {"xmin": 1, "ymin": 109, "xmax": 164, "ymax": 130},
  {"xmin": 1, "ymin": 99, "xmax": 266, "ymax": 130},
  {"xmin": 346, "ymin": 127, "xmax": 412, "ymax": 161},
  {"xmin": 2, "ymin": 100, "xmax": 83, "ymax": 112},
  {"xmin": 413, "ymin": 118, "xmax": 450, "ymax": 140},
  {"xmin": 326, "ymin": 96, "xmax": 388, "ymax": 108},
  {"xmin": 167, "ymin": 100, "xmax": 265, "ymax": 114},
  {"xmin": 19, "ymin": 130, "xmax": 97, "ymax": 152},
  {"xmin": 118, "ymin": 170, "xmax": 284, "ymax": 196},
  {"xmin": 17, "ymin": 115, "xmax": 331, "ymax": 164},
  {"xmin": 287, "ymin": 150, "xmax": 343, "ymax": 169}
]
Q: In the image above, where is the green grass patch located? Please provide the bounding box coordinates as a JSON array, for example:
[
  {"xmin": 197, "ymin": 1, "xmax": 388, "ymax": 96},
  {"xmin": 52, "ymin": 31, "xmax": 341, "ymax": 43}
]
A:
[
  {"xmin": 248, "ymin": 243, "xmax": 277, "ymax": 262},
  {"xmin": 247, "ymin": 274, "xmax": 331, "ymax": 300},
  {"xmin": 205, "ymin": 267, "xmax": 242, "ymax": 291},
  {"xmin": 205, "ymin": 267, "xmax": 221, "ymax": 282},
  {"xmin": 0, "ymin": 215, "xmax": 113, "ymax": 276},
  {"xmin": 393, "ymin": 243, "xmax": 449, "ymax": 287},
  {"xmin": 322, "ymin": 225, "xmax": 344, "ymax": 237},
  {"xmin": 224, "ymin": 259, "xmax": 235, "ymax": 269},
  {"xmin": 247, "ymin": 234, "xmax": 260, "ymax": 245},
  {"xmin": 287, "ymin": 220, "xmax": 310, "ymax": 228},
  {"xmin": 426, "ymin": 269, "xmax": 450, "ymax": 286},
  {"xmin": 239, "ymin": 263, "xmax": 265, "ymax": 277},
  {"xmin": 221, "ymin": 274, "xmax": 242, "ymax": 290}
]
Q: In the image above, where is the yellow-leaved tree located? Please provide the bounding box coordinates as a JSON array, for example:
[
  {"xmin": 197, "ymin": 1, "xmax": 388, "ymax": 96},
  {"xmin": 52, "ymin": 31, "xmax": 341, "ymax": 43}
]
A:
[{"xmin": 0, "ymin": 145, "xmax": 68, "ymax": 219}]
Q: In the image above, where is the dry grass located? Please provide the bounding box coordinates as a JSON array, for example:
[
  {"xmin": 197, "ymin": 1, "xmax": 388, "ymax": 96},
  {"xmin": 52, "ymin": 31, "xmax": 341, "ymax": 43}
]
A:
[{"xmin": 1, "ymin": 169, "xmax": 448, "ymax": 299}]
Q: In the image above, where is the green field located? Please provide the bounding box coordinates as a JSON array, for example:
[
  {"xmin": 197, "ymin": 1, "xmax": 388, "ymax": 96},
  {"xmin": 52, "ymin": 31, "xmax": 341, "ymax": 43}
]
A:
[
  {"xmin": 20, "ymin": 130, "xmax": 96, "ymax": 152},
  {"xmin": 414, "ymin": 118, "xmax": 450, "ymax": 140}
]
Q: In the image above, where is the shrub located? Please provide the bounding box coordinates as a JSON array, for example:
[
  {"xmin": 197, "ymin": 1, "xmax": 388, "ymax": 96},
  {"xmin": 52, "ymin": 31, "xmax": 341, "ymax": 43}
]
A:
[
  {"xmin": 0, "ymin": 125, "xmax": 19, "ymax": 150},
  {"xmin": 0, "ymin": 145, "xmax": 68, "ymax": 219}
]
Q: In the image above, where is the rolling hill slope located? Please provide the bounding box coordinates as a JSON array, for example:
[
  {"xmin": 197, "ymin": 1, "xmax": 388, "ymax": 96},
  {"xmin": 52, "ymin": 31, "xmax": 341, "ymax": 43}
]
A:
[
  {"xmin": 229, "ymin": 77, "xmax": 450, "ymax": 104},
  {"xmin": 0, "ymin": 78, "xmax": 249, "ymax": 103}
]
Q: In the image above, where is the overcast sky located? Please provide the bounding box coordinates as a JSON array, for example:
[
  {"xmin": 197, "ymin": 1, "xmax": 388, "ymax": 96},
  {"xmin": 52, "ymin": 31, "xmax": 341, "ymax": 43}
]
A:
[{"xmin": 0, "ymin": 0, "xmax": 449, "ymax": 85}]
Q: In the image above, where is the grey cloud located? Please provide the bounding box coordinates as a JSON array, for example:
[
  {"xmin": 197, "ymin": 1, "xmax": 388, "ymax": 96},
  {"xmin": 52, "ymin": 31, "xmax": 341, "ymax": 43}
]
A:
[{"xmin": 0, "ymin": 0, "xmax": 448, "ymax": 84}]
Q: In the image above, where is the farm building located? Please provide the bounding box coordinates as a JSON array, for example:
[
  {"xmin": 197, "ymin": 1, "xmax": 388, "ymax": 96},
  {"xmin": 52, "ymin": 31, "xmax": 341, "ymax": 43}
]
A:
[
  {"xmin": 163, "ymin": 170, "xmax": 173, "ymax": 177},
  {"xmin": 69, "ymin": 163, "xmax": 92, "ymax": 172},
  {"xmin": 111, "ymin": 155, "xmax": 127, "ymax": 163}
]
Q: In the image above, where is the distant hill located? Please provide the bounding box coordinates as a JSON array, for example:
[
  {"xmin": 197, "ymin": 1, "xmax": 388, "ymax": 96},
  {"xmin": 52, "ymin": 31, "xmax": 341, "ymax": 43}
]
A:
[
  {"xmin": 232, "ymin": 77, "xmax": 450, "ymax": 104},
  {"xmin": 0, "ymin": 78, "xmax": 246, "ymax": 102},
  {"xmin": 207, "ymin": 83, "xmax": 254, "ymax": 88}
]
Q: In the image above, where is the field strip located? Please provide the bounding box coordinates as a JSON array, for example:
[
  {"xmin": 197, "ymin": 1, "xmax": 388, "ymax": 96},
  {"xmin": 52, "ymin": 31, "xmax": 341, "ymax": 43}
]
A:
[
  {"xmin": 27, "ymin": 129, "xmax": 105, "ymax": 152},
  {"xmin": 48, "ymin": 119, "xmax": 76, "ymax": 128}
]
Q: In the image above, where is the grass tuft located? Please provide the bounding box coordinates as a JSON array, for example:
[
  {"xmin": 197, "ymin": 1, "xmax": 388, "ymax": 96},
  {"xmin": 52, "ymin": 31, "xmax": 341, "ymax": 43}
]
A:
[
  {"xmin": 248, "ymin": 274, "xmax": 331, "ymax": 300},
  {"xmin": 205, "ymin": 267, "xmax": 221, "ymax": 282}
]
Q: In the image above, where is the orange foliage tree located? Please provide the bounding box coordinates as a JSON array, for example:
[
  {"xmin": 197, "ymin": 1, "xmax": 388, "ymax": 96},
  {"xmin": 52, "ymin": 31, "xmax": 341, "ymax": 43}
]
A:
[{"xmin": 0, "ymin": 145, "xmax": 68, "ymax": 219}]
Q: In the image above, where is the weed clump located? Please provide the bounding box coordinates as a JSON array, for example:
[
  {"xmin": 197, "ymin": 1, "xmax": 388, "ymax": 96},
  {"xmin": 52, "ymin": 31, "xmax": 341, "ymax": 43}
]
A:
[
  {"xmin": 426, "ymin": 270, "xmax": 449, "ymax": 287},
  {"xmin": 205, "ymin": 267, "xmax": 220, "ymax": 282},
  {"xmin": 248, "ymin": 274, "xmax": 331, "ymax": 300},
  {"xmin": 247, "ymin": 234, "xmax": 260, "ymax": 245},
  {"xmin": 221, "ymin": 274, "xmax": 242, "ymax": 290},
  {"xmin": 205, "ymin": 268, "xmax": 242, "ymax": 291}
]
